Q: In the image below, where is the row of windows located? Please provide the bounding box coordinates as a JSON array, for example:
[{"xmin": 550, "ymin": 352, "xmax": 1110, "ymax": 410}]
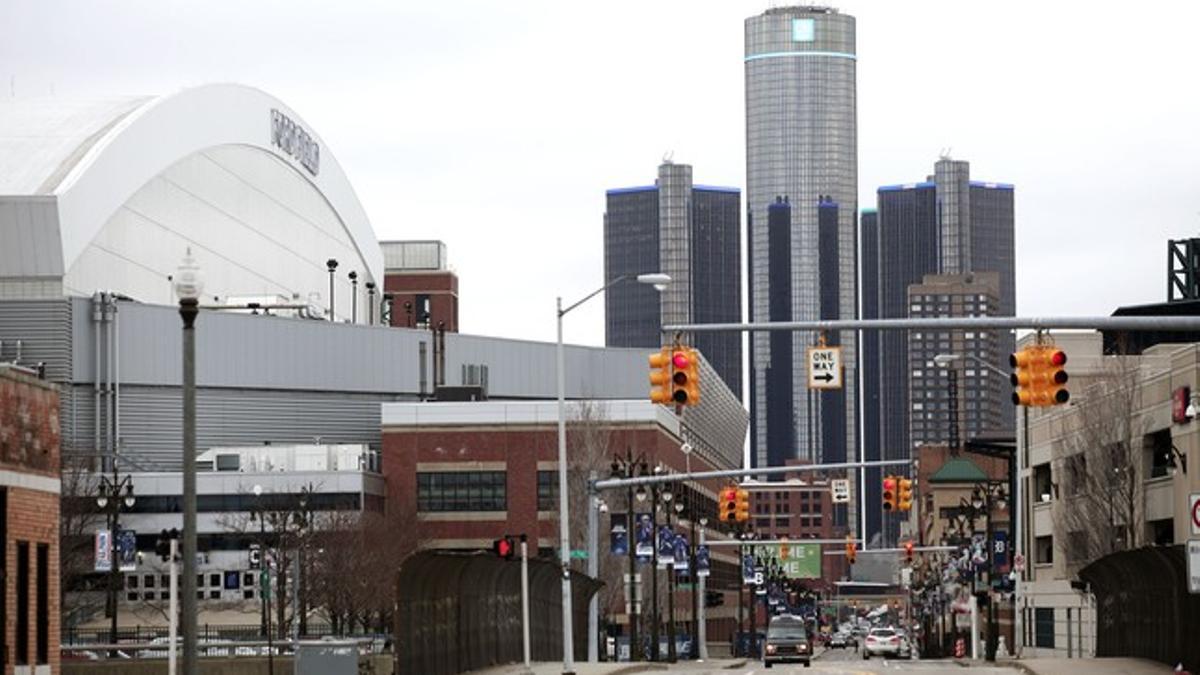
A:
[
  {"xmin": 416, "ymin": 471, "xmax": 507, "ymax": 512},
  {"xmin": 126, "ymin": 570, "xmax": 262, "ymax": 603}
]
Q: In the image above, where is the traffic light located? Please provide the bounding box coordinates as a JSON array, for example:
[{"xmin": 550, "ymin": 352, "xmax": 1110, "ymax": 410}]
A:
[
  {"xmin": 649, "ymin": 347, "xmax": 673, "ymax": 404},
  {"xmin": 845, "ymin": 536, "xmax": 857, "ymax": 565},
  {"xmin": 670, "ymin": 347, "xmax": 701, "ymax": 406},
  {"xmin": 1010, "ymin": 345, "xmax": 1070, "ymax": 407},
  {"xmin": 155, "ymin": 528, "xmax": 179, "ymax": 562},
  {"xmin": 882, "ymin": 475, "xmax": 897, "ymax": 512},
  {"xmin": 735, "ymin": 488, "xmax": 750, "ymax": 522},
  {"xmin": 897, "ymin": 477, "xmax": 914, "ymax": 512},
  {"xmin": 719, "ymin": 486, "xmax": 738, "ymax": 522},
  {"xmin": 492, "ymin": 536, "xmax": 516, "ymax": 560},
  {"xmin": 779, "ymin": 537, "xmax": 789, "ymax": 561},
  {"xmin": 904, "ymin": 540, "xmax": 915, "ymax": 564}
]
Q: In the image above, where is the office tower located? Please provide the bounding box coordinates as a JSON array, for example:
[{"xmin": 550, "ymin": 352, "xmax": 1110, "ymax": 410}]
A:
[
  {"xmin": 858, "ymin": 209, "xmax": 881, "ymax": 543},
  {"xmin": 745, "ymin": 6, "xmax": 858, "ymax": 474},
  {"xmin": 862, "ymin": 158, "xmax": 1015, "ymax": 543},
  {"xmin": 907, "ymin": 273, "xmax": 1004, "ymax": 447},
  {"xmin": 604, "ymin": 161, "xmax": 742, "ymax": 396}
]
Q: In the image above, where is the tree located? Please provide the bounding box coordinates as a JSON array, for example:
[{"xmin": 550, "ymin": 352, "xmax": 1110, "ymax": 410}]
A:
[
  {"xmin": 1052, "ymin": 355, "xmax": 1150, "ymax": 569},
  {"xmin": 59, "ymin": 456, "xmax": 106, "ymax": 632}
]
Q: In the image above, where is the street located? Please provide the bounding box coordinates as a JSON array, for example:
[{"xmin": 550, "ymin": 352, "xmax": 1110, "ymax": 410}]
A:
[{"xmin": 660, "ymin": 651, "xmax": 1016, "ymax": 675}]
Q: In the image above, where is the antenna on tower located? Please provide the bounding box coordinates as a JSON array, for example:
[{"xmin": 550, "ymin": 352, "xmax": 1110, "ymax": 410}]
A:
[
  {"xmin": 939, "ymin": 147, "xmax": 953, "ymax": 160},
  {"xmin": 662, "ymin": 150, "xmax": 674, "ymax": 164}
]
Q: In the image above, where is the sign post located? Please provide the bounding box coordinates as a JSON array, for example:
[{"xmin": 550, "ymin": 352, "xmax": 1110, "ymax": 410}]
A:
[
  {"xmin": 1190, "ymin": 493, "xmax": 1200, "ymax": 536},
  {"xmin": 806, "ymin": 346, "xmax": 843, "ymax": 390}
]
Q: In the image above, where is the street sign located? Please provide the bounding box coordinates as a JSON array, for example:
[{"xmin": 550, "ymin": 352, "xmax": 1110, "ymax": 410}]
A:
[
  {"xmin": 1188, "ymin": 540, "xmax": 1200, "ymax": 595},
  {"xmin": 831, "ymin": 479, "xmax": 850, "ymax": 503},
  {"xmin": 1190, "ymin": 493, "xmax": 1200, "ymax": 536},
  {"xmin": 570, "ymin": 549, "xmax": 589, "ymax": 560},
  {"xmin": 806, "ymin": 346, "xmax": 843, "ymax": 390}
]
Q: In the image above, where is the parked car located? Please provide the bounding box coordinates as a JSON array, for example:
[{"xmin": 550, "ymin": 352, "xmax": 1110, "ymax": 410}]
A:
[
  {"xmin": 763, "ymin": 615, "xmax": 811, "ymax": 668},
  {"xmin": 829, "ymin": 632, "xmax": 848, "ymax": 649},
  {"xmin": 863, "ymin": 627, "xmax": 902, "ymax": 659}
]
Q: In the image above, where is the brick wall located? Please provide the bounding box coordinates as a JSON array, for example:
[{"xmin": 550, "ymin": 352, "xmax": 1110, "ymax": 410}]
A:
[{"xmin": 0, "ymin": 366, "xmax": 62, "ymax": 675}]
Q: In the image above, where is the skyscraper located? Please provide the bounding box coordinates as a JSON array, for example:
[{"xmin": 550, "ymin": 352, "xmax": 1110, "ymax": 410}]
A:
[
  {"xmin": 858, "ymin": 209, "xmax": 881, "ymax": 544},
  {"xmin": 862, "ymin": 158, "xmax": 1015, "ymax": 544},
  {"xmin": 604, "ymin": 161, "xmax": 742, "ymax": 396},
  {"xmin": 745, "ymin": 7, "xmax": 858, "ymax": 474}
]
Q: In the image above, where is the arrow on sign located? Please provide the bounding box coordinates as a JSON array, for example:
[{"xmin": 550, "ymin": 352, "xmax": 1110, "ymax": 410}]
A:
[{"xmin": 814, "ymin": 373, "xmax": 834, "ymax": 382}]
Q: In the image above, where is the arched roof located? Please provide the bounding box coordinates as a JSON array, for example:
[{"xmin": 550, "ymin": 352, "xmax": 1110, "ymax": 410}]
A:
[{"xmin": 0, "ymin": 84, "xmax": 382, "ymax": 283}]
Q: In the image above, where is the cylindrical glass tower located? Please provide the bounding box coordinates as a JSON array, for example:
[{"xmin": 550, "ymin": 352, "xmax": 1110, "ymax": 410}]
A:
[{"xmin": 745, "ymin": 7, "xmax": 857, "ymax": 475}]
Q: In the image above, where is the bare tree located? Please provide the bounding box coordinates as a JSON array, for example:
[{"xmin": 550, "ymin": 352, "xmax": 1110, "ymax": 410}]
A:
[
  {"xmin": 1052, "ymin": 356, "xmax": 1151, "ymax": 569},
  {"xmin": 60, "ymin": 456, "xmax": 105, "ymax": 633}
]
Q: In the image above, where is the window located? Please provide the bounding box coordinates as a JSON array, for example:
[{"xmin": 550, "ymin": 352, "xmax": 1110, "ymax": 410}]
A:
[
  {"xmin": 1064, "ymin": 454, "xmax": 1087, "ymax": 496},
  {"xmin": 144, "ymin": 574, "xmax": 156, "ymax": 589},
  {"xmin": 1033, "ymin": 464, "xmax": 1053, "ymax": 502},
  {"xmin": 17, "ymin": 541, "xmax": 28, "ymax": 665},
  {"xmin": 244, "ymin": 572, "xmax": 256, "ymax": 587},
  {"xmin": 1035, "ymin": 535, "xmax": 1053, "ymax": 564},
  {"xmin": 792, "ymin": 17, "xmax": 815, "ymax": 41},
  {"xmin": 755, "ymin": 517, "xmax": 771, "ymax": 529},
  {"xmin": 417, "ymin": 471, "xmax": 507, "ymax": 512},
  {"xmin": 1034, "ymin": 607, "xmax": 1055, "ymax": 648},
  {"xmin": 36, "ymin": 544, "xmax": 48, "ymax": 664},
  {"xmin": 127, "ymin": 575, "xmax": 139, "ymax": 590},
  {"xmin": 209, "ymin": 590, "xmax": 221, "ymax": 599},
  {"xmin": 775, "ymin": 517, "xmax": 790, "ymax": 530},
  {"xmin": 209, "ymin": 573, "xmax": 221, "ymax": 588},
  {"xmin": 537, "ymin": 471, "xmax": 557, "ymax": 511},
  {"xmin": 1143, "ymin": 429, "xmax": 1173, "ymax": 478}
]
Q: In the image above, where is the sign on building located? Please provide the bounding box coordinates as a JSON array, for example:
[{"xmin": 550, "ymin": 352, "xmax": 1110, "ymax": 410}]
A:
[
  {"xmin": 831, "ymin": 479, "xmax": 851, "ymax": 503},
  {"xmin": 764, "ymin": 543, "xmax": 822, "ymax": 579},
  {"xmin": 1188, "ymin": 540, "xmax": 1200, "ymax": 595},
  {"xmin": 807, "ymin": 346, "xmax": 843, "ymax": 390},
  {"xmin": 1190, "ymin": 492, "xmax": 1200, "ymax": 536}
]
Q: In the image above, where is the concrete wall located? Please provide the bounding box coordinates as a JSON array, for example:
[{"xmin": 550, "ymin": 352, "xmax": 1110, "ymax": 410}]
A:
[{"xmin": 63, "ymin": 654, "xmax": 393, "ymax": 675}]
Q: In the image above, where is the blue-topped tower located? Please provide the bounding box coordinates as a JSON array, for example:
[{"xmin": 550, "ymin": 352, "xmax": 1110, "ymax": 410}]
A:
[{"xmin": 604, "ymin": 161, "xmax": 743, "ymax": 397}]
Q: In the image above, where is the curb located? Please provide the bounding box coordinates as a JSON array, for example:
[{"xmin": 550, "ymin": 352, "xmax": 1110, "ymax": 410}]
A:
[
  {"xmin": 723, "ymin": 659, "xmax": 749, "ymax": 669},
  {"xmin": 607, "ymin": 664, "xmax": 670, "ymax": 675}
]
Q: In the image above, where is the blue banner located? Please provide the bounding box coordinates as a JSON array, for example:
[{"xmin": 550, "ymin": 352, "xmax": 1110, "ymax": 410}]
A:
[
  {"xmin": 635, "ymin": 514, "xmax": 653, "ymax": 558},
  {"xmin": 610, "ymin": 514, "xmax": 628, "ymax": 557},
  {"xmin": 116, "ymin": 529, "xmax": 137, "ymax": 572},
  {"xmin": 673, "ymin": 534, "xmax": 689, "ymax": 572},
  {"xmin": 696, "ymin": 545, "xmax": 711, "ymax": 578},
  {"xmin": 993, "ymin": 531, "xmax": 1008, "ymax": 571},
  {"xmin": 657, "ymin": 526, "xmax": 675, "ymax": 566},
  {"xmin": 742, "ymin": 554, "xmax": 755, "ymax": 584}
]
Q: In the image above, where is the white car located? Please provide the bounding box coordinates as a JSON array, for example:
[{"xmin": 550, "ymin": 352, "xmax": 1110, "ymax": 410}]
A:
[{"xmin": 862, "ymin": 627, "xmax": 902, "ymax": 659}]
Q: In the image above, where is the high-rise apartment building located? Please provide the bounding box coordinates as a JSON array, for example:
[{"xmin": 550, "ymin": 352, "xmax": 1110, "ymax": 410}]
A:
[
  {"xmin": 907, "ymin": 273, "xmax": 1005, "ymax": 447},
  {"xmin": 858, "ymin": 209, "xmax": 882, "ymax": 543},
  {"xmin": 745, "ymin": 7, "xmax": 858, "ymax": 479},
  {"xmin": 861, "ymin": 159, "xmax": 1015, "ymax": 544},
  {"xmin": 604, "ymin": 162, "xmax": 742, "ymax": 396}
]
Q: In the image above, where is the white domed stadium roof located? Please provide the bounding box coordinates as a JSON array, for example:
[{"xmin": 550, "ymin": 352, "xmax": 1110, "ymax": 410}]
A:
[{"xmin": 0, "ymin": 84, "xmax": 382, "ymax": 318}]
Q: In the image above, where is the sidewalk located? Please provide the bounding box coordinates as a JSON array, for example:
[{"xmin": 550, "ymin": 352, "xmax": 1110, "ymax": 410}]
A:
[
  {"xmin": 468, "ymin": 662, "xmax": 670, "ymax": 675},
  {"xmin": 1004, "ymin": 658, "xmax": 1178, "ymax": 675}
]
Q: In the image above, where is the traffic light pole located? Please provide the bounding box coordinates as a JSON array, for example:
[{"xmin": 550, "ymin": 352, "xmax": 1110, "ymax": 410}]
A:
[
  {"xmin": 521, "ymin": 536, "xmax": 531, "ymax": 668},
  {"xmin": 697, "ymin": 526, "xmax": 707, "ymax": 660},
  {"xmin": 169, "ymin": 538, "xmax": 178, "ymax": 675}
]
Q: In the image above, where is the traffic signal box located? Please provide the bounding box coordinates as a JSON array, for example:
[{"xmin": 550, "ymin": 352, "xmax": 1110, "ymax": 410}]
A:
[
  {"xmin": 670, "ymin": 347, "xmax": 701, "ymax": 406},
  {"xmin": 649, "ymin": 348, "xmax": 672, "ymax": 404},
  {"xmin": 882, "ymin": 475, "xmax": 897, "ymax": 512},
  {"xmin": 1010, "ymin": 345, "xmax": 1069, "ymax": 407},
  {"xmin": 734, "ymin": 488, "xmax": 750, "ymax": 522},
  {"xmin": 493, "ymin": 536, "xmax": 516, "ymax": 560},
  {"xmin": 845, "ymin": 536, "xmax": 857, "ymax": 565},
  {"xmin": 719, "ymin": 486, "xmax": 738, "ymax": 523},
  {"xmin": 897, "ymin": 477, "xmax": 914, "ymax": 512},
  {"xmin": 904, "ymin": 540, "xmax": 915, "ymax": 564}
]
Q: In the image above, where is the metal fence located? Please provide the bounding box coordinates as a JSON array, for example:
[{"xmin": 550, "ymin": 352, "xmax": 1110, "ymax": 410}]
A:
[
  {"xmin": 394, "ymin": 550, "xmax": 601, "ymax": 675},
  {"xmin": 63, "ymin": 622, "xmax": 347, "ymax": 645},
  {"xmin": 1080, "ymin": 544, "xmax": 1200, "ymax": 669}
]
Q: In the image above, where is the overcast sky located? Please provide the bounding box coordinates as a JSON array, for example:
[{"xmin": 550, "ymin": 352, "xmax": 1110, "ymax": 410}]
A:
[{"xmin": 3, "ymin": 0, "xmax": 1198, "ymax": 347}]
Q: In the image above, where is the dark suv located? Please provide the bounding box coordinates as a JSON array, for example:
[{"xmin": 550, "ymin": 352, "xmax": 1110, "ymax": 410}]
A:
[{"xmin": 763, "ymin": 615, "xmax": 812, "ymax": 668}]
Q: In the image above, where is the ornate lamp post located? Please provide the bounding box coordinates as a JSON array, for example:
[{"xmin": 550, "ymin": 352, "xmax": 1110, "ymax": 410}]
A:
[
  {"xmin": 174, "ymin": 249, "xmax": 203, "ymax": 675},
  {"xmin": 96, "ymin": 472, "xmax": 135, "ymax": 652}
]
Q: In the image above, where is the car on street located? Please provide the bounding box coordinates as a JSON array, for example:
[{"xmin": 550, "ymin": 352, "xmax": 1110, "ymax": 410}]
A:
[
  {"xmin": 828, "ymin": 632, "xmax": 848, "ymax": 649},
  {"xmin": 862, "ymin": 627, "xmax": 902, "ymax": 659},
  {"xmin": 763, "ymin": 615, "xmax": 812, "ymax": 668}
]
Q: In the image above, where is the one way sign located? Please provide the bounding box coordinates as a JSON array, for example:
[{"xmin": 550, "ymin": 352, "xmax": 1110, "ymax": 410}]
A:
[{"xmin": 807, "ymin": 346, "xmax": 843, "ymax": 390}]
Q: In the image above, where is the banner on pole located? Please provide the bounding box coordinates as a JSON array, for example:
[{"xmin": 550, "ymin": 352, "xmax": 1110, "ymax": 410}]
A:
[
  {"xmin": 673, "ymin": 535, "xmax": 688, "ymax": 572},
  {"xmin": 696, "ymin": 545, "xmax": 711, "ymax": 577},
  {"xmin": 657, "ymin": 526, "xmax": 675, "ymax": 566},
  {"xmin": 610, "ymin": 514, "xmax": 629, "ymax": 556},
  {"xmin": 94, "ymin": 530, "xmax": 112, "ymax": 572},
  {"xmin": 635, "ymin": 514, "xmax": 653, "ymax": 558},
  {"xmin": 116, "ymin": 529, "xmax": 138, "ymax": 572}
]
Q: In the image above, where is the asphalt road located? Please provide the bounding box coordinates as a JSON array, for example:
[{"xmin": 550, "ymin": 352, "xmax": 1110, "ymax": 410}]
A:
[{"xmin": 661, "ymin": 649, "xmax": 1017, "ymax": 675}]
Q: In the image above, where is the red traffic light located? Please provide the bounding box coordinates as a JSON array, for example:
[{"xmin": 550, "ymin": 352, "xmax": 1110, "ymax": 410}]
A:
[
  {"xmin": 1050, "ymin": 350, "xmax": 1067, "ymax": 366},
  {"xmin": 493, "ymin": 536, "xmax": 515, "ymax": 560},
  {"xmin": 672, "ymin": 350, "xmax": 690, "ymax": 369}
]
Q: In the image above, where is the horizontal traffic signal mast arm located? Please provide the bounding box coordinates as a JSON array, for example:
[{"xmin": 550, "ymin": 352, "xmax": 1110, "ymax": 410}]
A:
[
  {"xmin": 592, "ymin": 458, "xmax": 912, "ymax": 491},
  {"xmin": 662, "ymin": 315, "xmax": 1200, "ymax": 333},
  {"xmin": 704, "ymin": 538, "xmax": 865, "ymax": 546}
]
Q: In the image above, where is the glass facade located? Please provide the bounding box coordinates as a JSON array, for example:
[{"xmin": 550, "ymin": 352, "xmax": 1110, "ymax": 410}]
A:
[
  {"xmin": 858, "ymin": 209, "xmax": 882, "ymax": 543},
  {"xmin": 746, "ymin": 7, "xmax": 858, "ymax": 475},
  {"xmin": 604, "ymin": 163, "xmax": 743, "ymax": 396},
  {"xmin": 416, "ymin": 471, "xmax": 507, "ymax": 512}
]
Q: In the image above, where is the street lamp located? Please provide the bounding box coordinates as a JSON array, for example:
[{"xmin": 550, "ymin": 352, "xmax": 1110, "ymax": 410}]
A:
[
  {"xmin": 325, "ymin": 259, "xmax": 338, "ymax": 321},
  {"xmin": 174, "ymin": 249, "xmax": 203, "ymax": 675},
  {"xmin": 555, "ymin": 272, "xmax": 669, "ymax": 674},
  {"xmin": 96, "ymin": 471, "xmax": 134, "ymax": 652},
  {"xmin": 611, "ymin": 452, "xmax": 651, "ymax": 662},
  {"xmin": 249, "ymin": 484, "xmax": 275, "ymax": 675}
]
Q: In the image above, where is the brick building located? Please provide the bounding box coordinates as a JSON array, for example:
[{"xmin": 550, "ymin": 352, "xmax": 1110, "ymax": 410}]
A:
[
  {"xmin": 746, "ymin": 464, "xmax": 851, "ymax": 587},
  {"xmin": 381, "ymin": 399, "xmax": 747, "ymax": 644},
  {"xmin": 0, "ymin": 365, "xmax": 61, "ymax": 674},
  {"xmin": 380, "ymin": 241, "xmax": 459, "ymax": 331}
]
